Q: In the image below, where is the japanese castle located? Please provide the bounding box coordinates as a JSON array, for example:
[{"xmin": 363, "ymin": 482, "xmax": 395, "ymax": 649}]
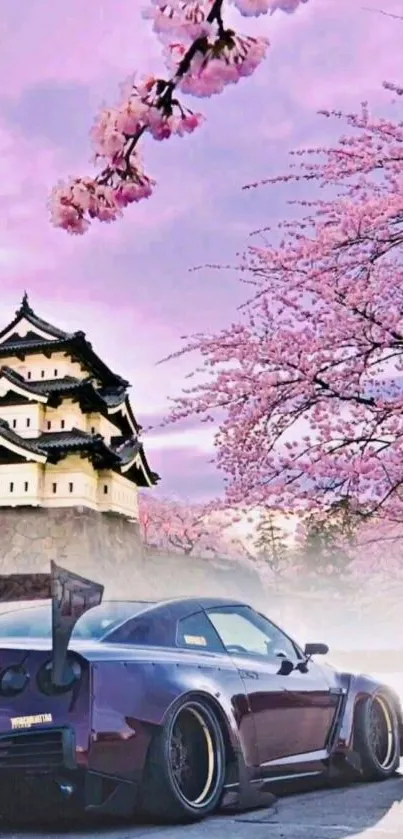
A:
[{"xmin": 0, "ymin": 294, "xmax": 158, "ymax": 517}]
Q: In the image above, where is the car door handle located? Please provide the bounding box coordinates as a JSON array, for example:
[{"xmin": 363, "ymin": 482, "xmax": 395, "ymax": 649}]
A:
[{"xmin": 239, "ymin": 669, "xmax": 259, "ymax": 680}]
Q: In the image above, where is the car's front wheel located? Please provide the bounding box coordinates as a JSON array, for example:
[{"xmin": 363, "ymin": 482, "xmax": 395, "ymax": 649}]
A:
[
  {"xmin": 140, "ymin": 698, "xmax": 226, "ymax": 823},
  {"xmin": 354, "ymin": 693, "xmax": 400, "ymax": 781}
]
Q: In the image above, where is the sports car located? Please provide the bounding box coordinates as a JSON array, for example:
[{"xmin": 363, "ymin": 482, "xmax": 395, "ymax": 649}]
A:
[{"xmin": 0, "ymin": 562, "xmax": 401, "ymax": 823}]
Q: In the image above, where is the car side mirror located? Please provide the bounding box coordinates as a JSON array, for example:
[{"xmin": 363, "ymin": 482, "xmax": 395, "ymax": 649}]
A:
[{"xmin": 304, "ymin": 642, "xmax": 329, "ymax": 657}]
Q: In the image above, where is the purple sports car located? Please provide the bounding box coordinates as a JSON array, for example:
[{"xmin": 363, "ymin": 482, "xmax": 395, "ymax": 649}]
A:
[{"xmin": 0, "ymin": 563, "xmax": 400, "ymax": 823}]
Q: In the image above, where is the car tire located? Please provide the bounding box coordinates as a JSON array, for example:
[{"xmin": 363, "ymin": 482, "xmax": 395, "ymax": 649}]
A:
[
  {"xmin": 139, "ymin": 698, "xmax": 226, "ymax": 823},
  {"xmin": 354, "ymin": 693, "xmax": 400, "ymax": 781}
]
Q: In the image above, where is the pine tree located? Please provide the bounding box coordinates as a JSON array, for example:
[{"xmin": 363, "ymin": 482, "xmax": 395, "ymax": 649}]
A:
[
  {"xmin": 298, "ymin": 499, "xmax": 359, "ymax": 592},
  {"xmin": 254, "ymin": 510, "xmax": 290, "ymax": 578}
]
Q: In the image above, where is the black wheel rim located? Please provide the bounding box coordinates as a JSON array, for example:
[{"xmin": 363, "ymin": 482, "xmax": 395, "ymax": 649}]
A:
[
  {"xmin": 368, "ymin": 696, "xmax": 395, "ymax": 770},
  {"xmin": 169, "ymin": 703, "xmax": 219, "ymax": 808}
]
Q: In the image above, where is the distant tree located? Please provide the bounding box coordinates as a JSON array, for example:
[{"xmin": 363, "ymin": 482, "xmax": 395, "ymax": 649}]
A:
[
  {"xmin": 296, "ymin": 499, "xmax": 360, "ymax": 591},
  {"xmin": 254, "ymin": 510, "xmax": 290, "ymax": 577},
  {"xmin": 139, "ymin": 493, "xmax": 248, "ymax": 558}
]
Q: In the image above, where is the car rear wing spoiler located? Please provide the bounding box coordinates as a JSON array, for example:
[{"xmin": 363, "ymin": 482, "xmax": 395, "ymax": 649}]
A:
[{"xmin": 0, "ymin": 562, "xmax": 104, "ymax": 687}]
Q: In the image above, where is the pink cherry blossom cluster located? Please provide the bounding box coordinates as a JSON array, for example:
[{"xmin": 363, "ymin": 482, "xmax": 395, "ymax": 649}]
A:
[
  {"xmin": 144, "ymin": 0, "xmax": 215, "ymax": 41},
  {"xmin": 166, "ymin": 32, "xmax": 269, "ymax": 97},
  {"xmin": 162, "ymin": 92, "xmax": 403, "ymax": 524},
  {"xmin": 50, "ymin": 154, "xmax": 155, "ymax": 235},
  {"xmin": 139, "ymin": 492, "xmax": 252, "ymax": 558},
  {"xmin": 91, "ymin": 76, "xmax": 204, "ymax": 154},
  {"xmin": 351, "ymin": 516, "xmax": 403, "ymax": 580},
  {"xmin": 50, "ymin": 0, "xmax": 309, "ymax": 233}
]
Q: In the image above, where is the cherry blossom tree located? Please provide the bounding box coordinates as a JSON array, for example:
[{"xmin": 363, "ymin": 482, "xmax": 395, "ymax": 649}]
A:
[
  {"xmin": 50, "ymin": 0, "xmax": 309, "ymax": 234},
  {"xmin": 139, "ymin": 492, "xmax": 251, "ymax": 557},
  {"xmin": 164, "ymin": 87, "xmax": 403, "ymax": 522},
  {"xmin": 351, "ymin": 515, "xmax": 403, "ymax": 580}
]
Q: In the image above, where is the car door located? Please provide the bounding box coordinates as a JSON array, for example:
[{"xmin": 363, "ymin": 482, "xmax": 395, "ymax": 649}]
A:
[
  {"xmin": 175, "ymin": 609, "xmax": 259, "ymax": 769},
  {"xmin": 206, "ymin": 605, "xmax": 340, "ymax": 768}
]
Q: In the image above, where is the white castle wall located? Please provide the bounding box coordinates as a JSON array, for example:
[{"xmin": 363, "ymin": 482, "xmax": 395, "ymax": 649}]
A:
[
  {"xmin": 0, "ymin": 325, "xmax": 142, "ymax": 519},
  {"xmin": 1, "ymin": 351, "xmax": 86, "ymax": 383}
]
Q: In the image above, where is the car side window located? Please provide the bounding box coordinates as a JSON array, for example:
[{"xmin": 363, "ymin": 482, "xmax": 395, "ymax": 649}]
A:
[
  {"xmin": 108, "ymin": 615, "xmax": 174, "ymax": 646},
  {"xmin": 207, "ymin": 605, "xmax": 300, "ymax": 662},
  {"xmin": 177, "ymin": 612, "xmax": 226, "ymax": 654}
]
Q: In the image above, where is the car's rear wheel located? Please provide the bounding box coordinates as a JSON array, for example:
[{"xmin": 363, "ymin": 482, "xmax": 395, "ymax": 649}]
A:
[
  {"xmin": 354, "ymin": 693, "xmax": 400, "ymax": 781},
  {"xmin": 140, "ymin": 698, "xmax": 226, "ymax": 823}
]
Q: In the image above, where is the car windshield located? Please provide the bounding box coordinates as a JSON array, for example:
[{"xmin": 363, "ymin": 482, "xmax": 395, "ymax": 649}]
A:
[{"xmin": 0, "ymin": 602, "xmax": 152, "ymax": 641}]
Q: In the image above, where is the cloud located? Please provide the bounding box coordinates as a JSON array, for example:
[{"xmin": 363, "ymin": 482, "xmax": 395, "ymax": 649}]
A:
[
  {"xmin": 0, "ymin": 119, "xmax": 79, "ymax": 285},
  {"xmin": 149, "ymin": 445, "xmax": 224, "ymax": 501},
  {"xmin": 140, "ymin": 412, "xmax": 210, "ymax": 435},
  {"xmin": 147, "ymin": 425, "xmax": 215, "ymax": 455},
  {"xmin": 0, "ymin": 1, "xmax": 161, "ymax": 98},
  {"xmin": 268, "ymin": 0, "xmax": 403, "ymax": 111}
]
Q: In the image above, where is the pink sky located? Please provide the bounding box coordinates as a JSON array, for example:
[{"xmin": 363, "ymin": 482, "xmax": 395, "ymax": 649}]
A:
[{"xmin": 0, "ymin": 0, "xmax": 402, "ymax": 500}]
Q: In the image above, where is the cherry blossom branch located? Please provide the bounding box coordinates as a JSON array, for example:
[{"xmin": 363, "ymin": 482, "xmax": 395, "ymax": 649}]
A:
[
  {"xmin": 160, "ymin": 91, "xmax": 403, "ymax": 522},
  {"xmin": 362, "ymin": 7, "xmax": 403, "ymax": 22},
  {"xmin": 49, "ymin": 0, "xmax": 309, "ymax": 234}
]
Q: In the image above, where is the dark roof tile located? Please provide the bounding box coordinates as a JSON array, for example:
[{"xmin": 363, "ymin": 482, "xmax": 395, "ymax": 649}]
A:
[
  {"xmin": 100, "ymin": 386, "xmax": 127, "ymax": 408},
  {"xmin": 0, "ymin": 337, "xmax": 66, "ymax": 355},
  {"xmin": 111, "ymin": 437, "xmax": 141, "ymax": 465},
  {"xmin": 36, "ymin": 428, "xmax": 98, "ymax": 449},
  {"xmin": 0, "ymin": 420, "xmax": 43, "ymax": 454},
  {"xmin": 0, "ymin": 294, "xmax": 71, "ymax": 343},
  {"xmin": 30, "ymin": 376, "xmax": 81, "ymax": 393},
  {"xmin": 0, "ymin": 366, "xmax": 44, "ymax": 396},
  {"xmin": 110, "ymin": 436, "xmax": 159, "ymax": 485},
  {"xmin": 32, "ymin": 377, "xmax": 92, "ymax": 398}
]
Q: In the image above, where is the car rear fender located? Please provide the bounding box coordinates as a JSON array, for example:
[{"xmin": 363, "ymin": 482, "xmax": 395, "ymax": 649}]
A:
[
  {"xmin": 164, "ymin": 689, "xmax": 239, "ymax": 760},
  {"xmin": 88, "ymin": 655, "xmax": 255, "ymax": 780},
  {"xmin": 337, "ymin": 672, "xmax": 403, "ymax": 751}
]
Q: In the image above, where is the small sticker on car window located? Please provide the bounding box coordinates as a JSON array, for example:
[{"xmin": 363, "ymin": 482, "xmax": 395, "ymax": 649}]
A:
[{"xmin": 183, "ymin": 634, "xmax": 207, "ymax": 646}]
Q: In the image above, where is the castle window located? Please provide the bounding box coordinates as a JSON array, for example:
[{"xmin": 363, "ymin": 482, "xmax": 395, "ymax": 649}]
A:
[
  {"xmin": 41, "ymin": 370, "xmax": 45, "ymax": 378},
  {"xmin": 24, "ymin": 482, "xmax": 28, "ymax": 492},
  {"xmin": 12, "ymin": 419, "xmax": 16, "ymax": 428},
  {"xmin": 47, "ymin": 421, "xmax": 51, "ymax": 430},
  {"xmin": 103, "ymin": 484, "xmax": 108, "ymax": 495},
  {"xmin": 52, "ymin": 483, "xmax": 57, "ymax": 494},
  {"xmin": 54, "ymin": 369, "xmax": 58, "ymax": 376},
  {"xmin": 69, "ymin": 482, "xmax": 73, "ymax": 493},
  {"xmin": 26, "ymin": 418, "xmax": 30, "ymax": 428},
  {"xmin": 91, "ymin": 426, "xmax": 95, "ymax": 434},
  {"xmin": 27, "ymin": 371, "xmax": 31, "ymax": 380},
  {"xmin": 61, "ymin": 420, "xmax": 65, "ymax": 429},
  {"xmin": 9, "ymin": 482, "xmax": 13, "ymax": 493}
]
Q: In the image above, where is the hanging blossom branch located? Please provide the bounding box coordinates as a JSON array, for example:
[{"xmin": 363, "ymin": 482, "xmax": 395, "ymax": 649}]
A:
[
  {"xmin": 362, "ymin": 7, "xmax": 403, "ymax": 23},
  {"xmin": 49, "ymin": 0, "xmax": 309, "ymax": 234}
]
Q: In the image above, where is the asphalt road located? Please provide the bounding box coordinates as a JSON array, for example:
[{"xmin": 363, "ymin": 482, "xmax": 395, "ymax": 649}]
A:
[{"xmin": 1, "ymin": 772, "xmax": 402, "ymax": 839}]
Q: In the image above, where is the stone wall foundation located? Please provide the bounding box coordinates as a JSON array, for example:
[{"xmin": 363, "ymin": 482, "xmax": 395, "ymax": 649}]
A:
[{"xmin": 0, "ymin": 507, "xmax": 263, "ymax": 604}]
